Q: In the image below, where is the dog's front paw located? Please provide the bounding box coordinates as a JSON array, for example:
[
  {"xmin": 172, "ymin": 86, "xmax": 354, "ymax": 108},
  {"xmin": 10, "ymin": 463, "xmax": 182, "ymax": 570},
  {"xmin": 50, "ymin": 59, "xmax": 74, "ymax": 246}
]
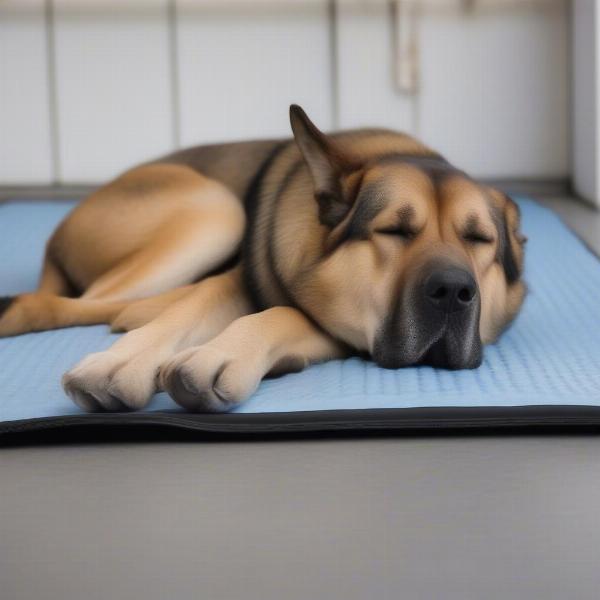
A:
[
  {"xmin": 62, "ymin": 350, "xmax": 157, "ymax": 412},
  {"xmin": 159, "ymin": 345, "xmax": 264, "ymax": 413}
]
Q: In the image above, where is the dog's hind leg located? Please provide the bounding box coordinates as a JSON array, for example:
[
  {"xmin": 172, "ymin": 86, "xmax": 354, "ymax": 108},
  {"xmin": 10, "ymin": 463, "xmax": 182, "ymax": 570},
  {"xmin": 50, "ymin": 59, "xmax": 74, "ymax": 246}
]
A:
[
  {"xmin": 0, "ymin": 284, "xmax": 199, "ymax": 338},
  {"xmin": 0, "ymin": 261, "xmax": 190, "ymax": 337},
  {"xmin": 0, "ymin": 176, "xmax": 246, "ymax": 338},
  {"xmin": 0, "ymin": 293, "xmax": 129, "ymax": 338},
  {"xmin": 38, "ymin": 255, "xmax": 74, "ymax": 296},
  {"xmin": 0, "ymin": 254, "xmax": 78, "ymax": 336},
  {"xmin": 0, "ymin": 259, "xmax": 67, "ymax": 335},
  {"xmin": 81, "ymin": 202, "xmax": 245, "ymax": 303}
]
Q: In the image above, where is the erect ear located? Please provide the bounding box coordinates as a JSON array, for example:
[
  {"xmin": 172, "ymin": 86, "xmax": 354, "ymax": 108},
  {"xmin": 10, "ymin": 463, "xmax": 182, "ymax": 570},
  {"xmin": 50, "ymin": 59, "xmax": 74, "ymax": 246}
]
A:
[{"xmin": 289, "ymin": 104, "xmax": 360, "ymax": 227}]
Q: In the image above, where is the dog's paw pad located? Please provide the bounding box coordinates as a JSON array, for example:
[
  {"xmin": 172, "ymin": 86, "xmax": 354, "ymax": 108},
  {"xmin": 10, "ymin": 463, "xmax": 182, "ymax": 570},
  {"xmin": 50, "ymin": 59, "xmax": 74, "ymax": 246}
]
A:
[
  {"xmin": 161, "ymin": 346, "xmax": 259, "ymax": 413},
  {"xmin": 62, "ymin": 351, "xmax": 155, "ymax": 412}
]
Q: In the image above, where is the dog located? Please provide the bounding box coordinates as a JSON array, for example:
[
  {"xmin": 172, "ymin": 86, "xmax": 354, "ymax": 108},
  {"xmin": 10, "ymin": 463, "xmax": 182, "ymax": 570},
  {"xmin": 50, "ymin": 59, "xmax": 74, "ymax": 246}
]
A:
[{"xmin": 0, "ymin": 105, "xmax": 526, "ymax": 412}]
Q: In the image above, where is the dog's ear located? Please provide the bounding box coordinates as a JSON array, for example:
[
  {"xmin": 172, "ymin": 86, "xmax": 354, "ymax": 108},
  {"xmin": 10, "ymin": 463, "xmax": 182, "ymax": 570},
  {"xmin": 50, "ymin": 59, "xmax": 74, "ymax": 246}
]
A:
[
  {"xmin": 290, "ymin": 104, "xmax": 359, "ymax": 227},
  {"xmin": 485, "ymin": 187, "xmax": 526, "ymax": 284},
  {"xmin": 501, "ymin": 195, "xmax": 527, "ymax": 284}
]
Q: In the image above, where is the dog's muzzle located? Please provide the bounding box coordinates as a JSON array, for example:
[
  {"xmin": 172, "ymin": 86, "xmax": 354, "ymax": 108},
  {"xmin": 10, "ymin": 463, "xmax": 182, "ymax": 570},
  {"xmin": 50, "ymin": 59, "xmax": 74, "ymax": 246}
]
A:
[{"xmin": 372, "ymin": 260, "xmax": 483, "ymax": 370}]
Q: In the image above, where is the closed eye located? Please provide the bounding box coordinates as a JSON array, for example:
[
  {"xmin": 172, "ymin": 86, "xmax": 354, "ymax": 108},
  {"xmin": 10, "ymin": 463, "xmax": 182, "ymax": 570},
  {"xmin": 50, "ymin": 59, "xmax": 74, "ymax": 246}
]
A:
[
  {"xmin": 375, "ymin": 226, "xmax": 416, "ymax": 240},
  {"xmin": 463, "ymin": 231, "xmax": 494, "ymax": 244}
]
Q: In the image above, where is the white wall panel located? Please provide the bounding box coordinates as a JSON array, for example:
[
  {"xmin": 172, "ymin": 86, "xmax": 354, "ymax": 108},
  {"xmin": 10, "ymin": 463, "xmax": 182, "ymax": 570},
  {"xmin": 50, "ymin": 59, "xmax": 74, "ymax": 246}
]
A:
[
  {"xmin": 176, "ymin": 2, "xmax": 333, "ymax": 146},
  {"xmin": 53, "ymin": 0, "xmax": 174, "ymax": 183},
  {"xmin": 418, "ymin": 2, "xmax": 570, "ymax": 178},
  {"xmin": 0, "ymin": 0, "xmax": 53, "ymax": 184},
  {"xmin": 0, "ymin": 0, "xmax": 574, "ymax": 185},
  {"xmin": 335, "ymin": 1, "xmax": 415, "ymax": 133},
  {"xmin": 572, "ymin": 0, "xmax": 599, "ymax": 205}
]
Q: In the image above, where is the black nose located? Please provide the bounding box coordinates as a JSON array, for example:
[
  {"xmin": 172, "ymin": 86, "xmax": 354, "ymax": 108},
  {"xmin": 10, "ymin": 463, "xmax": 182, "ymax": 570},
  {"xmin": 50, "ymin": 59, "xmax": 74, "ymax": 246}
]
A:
[{"xmin": 424, "ymin": 267, "xmax": 477, "ymax": 313}]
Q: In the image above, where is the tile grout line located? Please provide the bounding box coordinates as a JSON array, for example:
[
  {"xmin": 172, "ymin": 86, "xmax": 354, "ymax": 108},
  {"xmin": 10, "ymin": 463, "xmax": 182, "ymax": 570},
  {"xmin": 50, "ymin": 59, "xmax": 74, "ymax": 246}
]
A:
[
  {"xmin": 328, "ymin": 0, "xmax": 340, "ymax": 130},
  {"xmin": 168, "ymin": 0, "xmax": 182, "ymax": 150},
  {"xmin": 45, "ymin": 0, "xmax": 61, "ymax": 185}
]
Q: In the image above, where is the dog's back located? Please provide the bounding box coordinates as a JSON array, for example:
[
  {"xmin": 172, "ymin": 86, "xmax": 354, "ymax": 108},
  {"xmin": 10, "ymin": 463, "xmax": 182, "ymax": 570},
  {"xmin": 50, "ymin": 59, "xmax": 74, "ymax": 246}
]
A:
[{"xmin": 159, "ymin": 138, "xmax": 283, "ymax": 200}]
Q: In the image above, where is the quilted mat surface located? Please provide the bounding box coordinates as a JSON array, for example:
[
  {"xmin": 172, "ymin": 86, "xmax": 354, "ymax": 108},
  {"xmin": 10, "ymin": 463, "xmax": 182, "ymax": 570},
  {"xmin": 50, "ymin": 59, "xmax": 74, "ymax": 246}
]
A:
[{"xmin": 1, "ymin": 198, "xmax": 599, "ymax": 435}]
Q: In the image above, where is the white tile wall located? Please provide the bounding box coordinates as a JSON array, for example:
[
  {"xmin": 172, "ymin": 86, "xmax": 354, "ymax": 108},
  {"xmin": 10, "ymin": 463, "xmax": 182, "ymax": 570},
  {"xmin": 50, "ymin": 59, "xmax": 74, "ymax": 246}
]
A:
[
  {"xmin": 0, "ymin": 0, "xmax": 53, "ymax": 184},
  {"xmin": 176, "ymin": 2, "xmax": 333, "ymax": 147},
  {"xmin": 418, "ymin": 2, "xmax": 570, "ymax": 178},
  {"xmin": 0, "ymin": 0, "xmax": 572, "ymax": 185},
  {"xmin": 335, "ymin": 1, "xmax": 415, "ymax": 132},
  {"xmin": 52, "ymin": 0, "xmax": 175, "ymax": 182},
  {"xmin": 572, "ymin": 0, "xmax": 599, "ymax": 205}
]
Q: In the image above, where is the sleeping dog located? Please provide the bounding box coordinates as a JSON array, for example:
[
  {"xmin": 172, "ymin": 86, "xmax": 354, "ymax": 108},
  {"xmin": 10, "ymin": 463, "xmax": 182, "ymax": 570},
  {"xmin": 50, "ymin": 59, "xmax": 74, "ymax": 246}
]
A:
[{"xmin": 0, "ymin": 106, "xmax": 526, "ymax": 412}]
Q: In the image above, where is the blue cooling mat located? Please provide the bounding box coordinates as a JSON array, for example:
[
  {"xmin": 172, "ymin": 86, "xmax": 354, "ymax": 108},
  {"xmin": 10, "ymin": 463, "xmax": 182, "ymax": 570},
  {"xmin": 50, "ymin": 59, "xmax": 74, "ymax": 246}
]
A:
[{"xmin": 1, "ymin": 198, "xmax": 600, "ymax": 438}]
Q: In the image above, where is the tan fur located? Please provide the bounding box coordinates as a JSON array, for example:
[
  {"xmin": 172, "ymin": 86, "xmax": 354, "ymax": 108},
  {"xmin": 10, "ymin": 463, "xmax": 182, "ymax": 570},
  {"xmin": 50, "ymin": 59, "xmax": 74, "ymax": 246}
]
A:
[
  {"xmin": 159, "ymin": 306, "xmax": 347, "ymax": 412},
  {"xmin": 63, "ymin": 268, "xmax": 252, "ymax": 411},
  {"xmin": 1, "ymin": 107, "xmax": 526, "ymax": 412},
  {"xmin": 53, "ymin": 163, "xmax": 245, "ymax": 298},
  {"xmin": 0, "ymin": 163, "xmax": 245, "ymax": 336}
]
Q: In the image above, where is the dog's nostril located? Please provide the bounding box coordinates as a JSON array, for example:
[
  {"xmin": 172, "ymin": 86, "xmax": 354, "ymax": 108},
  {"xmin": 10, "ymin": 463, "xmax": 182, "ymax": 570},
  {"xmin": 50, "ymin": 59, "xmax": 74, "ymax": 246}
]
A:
[
  {"xmin": 458, "ymin": 287, "xmax": 474, "ymax": 303},
  {"xmin": 431, "ymin": 286, "xmax": 447, "ymax": 300},
  {"xmin": 424, "ymin": 267, "xmax": 477, "ymax": 312}
]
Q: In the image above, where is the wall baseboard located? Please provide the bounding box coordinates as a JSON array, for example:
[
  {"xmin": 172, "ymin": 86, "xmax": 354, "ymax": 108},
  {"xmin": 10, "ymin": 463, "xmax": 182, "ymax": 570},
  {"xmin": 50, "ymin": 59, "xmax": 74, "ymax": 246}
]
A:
[
  {"xmin": 0, "ymin": 185, "xmax": 97, "ymax": 202},
  {"xmin": 482, "ymin": 178, "xmax": 573, "ymax": 198},
  {"xmin": 0, "ymin": 178, "xmax": 573, "ymax": 204}
]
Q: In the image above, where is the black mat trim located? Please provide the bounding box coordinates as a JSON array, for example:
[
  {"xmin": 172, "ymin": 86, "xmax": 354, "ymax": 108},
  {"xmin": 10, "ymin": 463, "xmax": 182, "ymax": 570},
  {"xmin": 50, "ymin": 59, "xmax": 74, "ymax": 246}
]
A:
[{"xmin": 2, "ymin": 405, "xmax": 600, "ymax": 443}]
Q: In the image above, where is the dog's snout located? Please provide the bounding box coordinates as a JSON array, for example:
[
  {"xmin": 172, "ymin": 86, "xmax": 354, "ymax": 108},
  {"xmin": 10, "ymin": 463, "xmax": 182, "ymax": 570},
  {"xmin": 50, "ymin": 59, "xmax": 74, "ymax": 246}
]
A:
[{"xmin": 424, "ymin": 267, "xmax": 477, "ymax": 313}]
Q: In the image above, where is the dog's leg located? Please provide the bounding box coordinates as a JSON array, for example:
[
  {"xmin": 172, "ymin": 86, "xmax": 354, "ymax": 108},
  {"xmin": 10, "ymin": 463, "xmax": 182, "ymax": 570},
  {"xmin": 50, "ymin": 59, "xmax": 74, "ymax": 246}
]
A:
[
  {"xmin": 0, "ymin": 294, "xmax": 130, "ymax": 338},
  {"xmin": 109, "ymin": 285, "xmax": 195, "ymax": 332},
  {"xmin": 0, "ymin": 285, "xmax": 199, "ymax": 338},
  {"xmin": 160, "ymin": 306, "xmax": 348, "ymax": 412},
  {"xmin": 0, "ymin": 255, "xmax": 78, "ymax": 336},
  {"xmin": 81, "ymin": 206, "xmax": 244, "ymax": 302},
  {"xmin": 62, "ymin": 267, "xmax": 252, "ymax": 411},
  {"xmin": 38, "ymin": 255, "xmax": 73, "ymax": 296},
  {"xmin": 0, "ymin": 198, "xmax": 245, "ymax": 338}
]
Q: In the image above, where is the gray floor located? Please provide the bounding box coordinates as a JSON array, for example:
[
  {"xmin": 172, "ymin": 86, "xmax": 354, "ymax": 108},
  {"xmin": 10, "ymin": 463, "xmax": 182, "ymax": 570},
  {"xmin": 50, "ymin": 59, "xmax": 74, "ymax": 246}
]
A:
[
  {"xmin": 1, "ymin": 194, "xmax": 600, "ymax": 600},
  {"xmin": 538, "ymin": 195, "xmax": 600, "ymax": 255},
  {"xmin": 2, "ymin": 437, "xmax": 600, "ymax": 600}
]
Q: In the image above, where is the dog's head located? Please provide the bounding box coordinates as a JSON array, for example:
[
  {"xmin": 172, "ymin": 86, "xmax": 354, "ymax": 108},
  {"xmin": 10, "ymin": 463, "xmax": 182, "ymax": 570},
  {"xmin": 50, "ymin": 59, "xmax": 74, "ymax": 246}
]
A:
[{"xmin": 290, "ymin": 105, "xmax": 526, "ymax": 369}]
